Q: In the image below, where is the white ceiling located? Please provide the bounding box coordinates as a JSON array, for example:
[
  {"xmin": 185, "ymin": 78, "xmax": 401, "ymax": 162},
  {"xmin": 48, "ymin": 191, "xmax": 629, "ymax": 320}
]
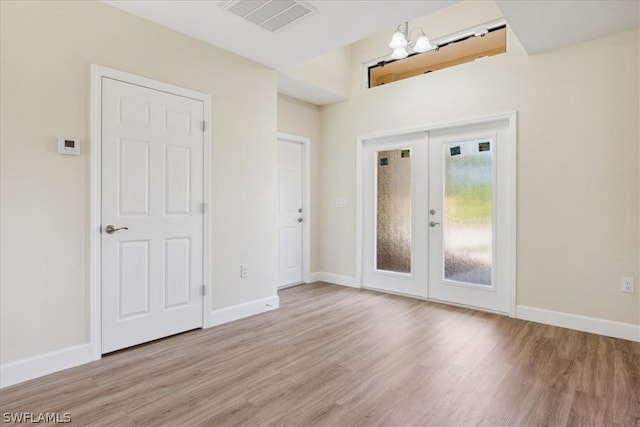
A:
[
  {"xmin": 496, "ymin": 0, "xmax": 639, "ymax": 55},
  {"xmin": 103, "ymin": 0, "xmax": 457, "ymax": 70},
  {"xmin": 104, "ymin": 0, "xmax": 639, "ymax": 104}
]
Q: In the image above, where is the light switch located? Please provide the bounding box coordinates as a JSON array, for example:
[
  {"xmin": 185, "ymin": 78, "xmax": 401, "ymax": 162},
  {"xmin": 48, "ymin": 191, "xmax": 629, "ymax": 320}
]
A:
[
  {"xmin": 58, "ymin": 137, "xmax": 80, "ymax": 156},
  {"xmin": 335, "ymin": 197, "xmax": 346, "ymax": 208}
]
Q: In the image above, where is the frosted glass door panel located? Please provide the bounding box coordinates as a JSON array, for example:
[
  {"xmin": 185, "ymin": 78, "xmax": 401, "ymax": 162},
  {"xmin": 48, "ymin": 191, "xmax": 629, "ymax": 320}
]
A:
[
  {"xmin": 362, "ymin": 133, "xmax": 427, "ymax": 298},
  {"xmin": 443, "ymin": 140, "xmax": 493, "ymax": 286},
  {"xmin": 376, "ymin": 149, "xmax": 412, "ymax": 273}
]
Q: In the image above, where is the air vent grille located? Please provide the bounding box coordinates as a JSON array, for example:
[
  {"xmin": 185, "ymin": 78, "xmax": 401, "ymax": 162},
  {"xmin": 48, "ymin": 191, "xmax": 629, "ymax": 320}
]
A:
[{"xmin": 219, "ymin": 0, "xmax": 316, "ymax": 33}]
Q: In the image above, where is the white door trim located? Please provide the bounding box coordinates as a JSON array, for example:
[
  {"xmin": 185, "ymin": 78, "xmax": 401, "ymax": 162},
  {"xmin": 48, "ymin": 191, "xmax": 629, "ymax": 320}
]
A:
[
  {"xmin": 90, "ymin": 65, "xmax": 212, "ymax": 360},
  {"xmin": 356, "ymin": 112, "xmax": 517, "ymax": 317},
  {"xmin": 276, "ymin": 132, "xmax": 311, "ymax": 284}
]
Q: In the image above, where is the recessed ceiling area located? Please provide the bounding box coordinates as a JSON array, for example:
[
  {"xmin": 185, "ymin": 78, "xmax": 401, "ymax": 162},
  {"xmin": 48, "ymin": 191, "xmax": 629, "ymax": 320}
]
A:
[{"xmin": 495, "ymin": 0, "xmax": 639, "ymax": 55}]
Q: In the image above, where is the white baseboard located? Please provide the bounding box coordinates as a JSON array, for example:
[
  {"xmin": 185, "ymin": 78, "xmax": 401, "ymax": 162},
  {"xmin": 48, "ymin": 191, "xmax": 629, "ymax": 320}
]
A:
[
  {"xmin": 0, "ymin": 343, "xmax": 93, "ymax": 389},
  {"xmin": 278, "ymin": 281, "xmax": 305, "ymax": 290},
  {"xmin": 309, "ymin": 272, "xmax": 361, "ymax": 288},
  {"xmin": 205, "ymin": 295, "xmax": 279, "ymax": 328},
  {"xmin": 517, "ymin": 305, "xmax": 639, "ymax": 342}
]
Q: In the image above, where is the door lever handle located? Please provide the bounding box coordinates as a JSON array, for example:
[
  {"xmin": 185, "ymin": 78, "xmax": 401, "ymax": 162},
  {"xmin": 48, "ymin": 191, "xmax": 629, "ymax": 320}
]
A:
[
  {"xmin": 429, "ymin": 221, "xmax": 440, "ymax": 227},
  {"xmin": 105, "ymin": 225, "xmax": 129, "ymax": 234}
]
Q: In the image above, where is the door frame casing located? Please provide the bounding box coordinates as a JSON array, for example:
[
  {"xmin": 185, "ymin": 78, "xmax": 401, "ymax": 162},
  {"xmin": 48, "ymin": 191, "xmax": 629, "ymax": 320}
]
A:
[
  {"xmin": 90, "ymin": 65, "xmax": 212, "ymax": 360},
  {"xmin": 356, "ymin": 112, "xmax": 517, "ymax": 316},
  {"xmin": 276, "ymin": 132, "xmax": 312, "ymax": 286}
]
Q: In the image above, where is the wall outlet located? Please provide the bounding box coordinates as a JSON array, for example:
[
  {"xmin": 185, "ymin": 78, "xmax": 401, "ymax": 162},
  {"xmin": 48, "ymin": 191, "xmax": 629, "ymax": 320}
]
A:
[
  {"xmin": 240, "ymin": 264, "xmax": 249, "ymax": 279},
  {"xmin": 621, "ymin": 277, "xmax": 634, "ymax": 293}
]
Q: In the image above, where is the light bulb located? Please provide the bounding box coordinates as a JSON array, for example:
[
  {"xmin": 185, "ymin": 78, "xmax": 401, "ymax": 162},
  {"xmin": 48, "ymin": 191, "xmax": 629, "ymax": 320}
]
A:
[
  {"xmin": 389, "ymin": 31, "xmax": 408, "ymax": 49},
  {"xmin": 413, "ymin": 35, "xmax": 434, "ymax": 53},
  {"xmin": 390, "ymin": 47, "xmax": 408, "ymax": 60}
]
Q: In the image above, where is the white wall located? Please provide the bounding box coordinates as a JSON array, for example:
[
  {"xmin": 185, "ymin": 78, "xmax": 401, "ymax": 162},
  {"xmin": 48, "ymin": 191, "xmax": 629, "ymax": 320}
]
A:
[
  {"xmin": 0, "ymin": 0, "xmax": 278, "ymax": 364},
  {"xmin": 277, "ymin": 94, "xmax": 321, "ymax": 272},
  {"xmin": 318, "ymin": 1, "xmax": 639, "ymax": 325}
]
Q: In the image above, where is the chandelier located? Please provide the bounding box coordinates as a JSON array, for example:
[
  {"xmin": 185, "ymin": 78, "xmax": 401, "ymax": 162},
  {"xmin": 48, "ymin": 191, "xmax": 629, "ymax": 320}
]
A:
[{"xmin": 388, "ymin": 22, "xmax": 435, "ymax": 60}]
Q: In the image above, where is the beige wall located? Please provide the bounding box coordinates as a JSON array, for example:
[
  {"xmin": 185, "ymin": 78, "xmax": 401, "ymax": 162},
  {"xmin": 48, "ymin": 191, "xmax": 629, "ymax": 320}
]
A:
[
  {"xmin": 319, "ymin": 2, "xmax": 639, "ymax": 324},
  {"xmin": 0, "ymin": 0, "xmax": 278, "ymax": 364},
  {"xmin": 282, "ymin": 47, "xmax": 352, "ymax": 100},
  {"xmin": 277, "ymin": 94, "xmax": 321, "ymax": 272}
]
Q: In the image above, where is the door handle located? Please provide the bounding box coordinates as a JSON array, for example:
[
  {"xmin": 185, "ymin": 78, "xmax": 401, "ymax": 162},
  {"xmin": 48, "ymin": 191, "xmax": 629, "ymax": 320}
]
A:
[
  {"xmin": 429, "ymin": 221, "xmax": 440, "ymax": 227},
  {"xmin": 297, "ymin": 218, "xmax": 303, "ymax": 223},
  {"xmin": 105, "ymin": 225, "xmax": 129, "ymax": 234}
]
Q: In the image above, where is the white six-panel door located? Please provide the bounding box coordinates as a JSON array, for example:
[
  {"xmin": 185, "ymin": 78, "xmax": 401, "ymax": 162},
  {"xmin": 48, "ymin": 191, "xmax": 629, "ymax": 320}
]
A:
[
  {"xmin": 277, "ymin": 139, "xmax": 303, "ymax": 287},
  {"xmin": 101, "ymin": 77, "xmax": 204, "ymax": 353}
]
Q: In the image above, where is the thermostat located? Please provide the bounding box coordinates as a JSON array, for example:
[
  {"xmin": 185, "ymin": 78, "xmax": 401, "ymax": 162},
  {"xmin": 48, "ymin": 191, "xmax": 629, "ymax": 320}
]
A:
[{"xmin": 58, "ymin": 137, "xmax": 80, "ymax": 156}]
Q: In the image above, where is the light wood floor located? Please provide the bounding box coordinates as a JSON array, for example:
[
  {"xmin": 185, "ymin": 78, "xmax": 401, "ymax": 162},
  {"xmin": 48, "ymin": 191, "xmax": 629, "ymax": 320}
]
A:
[{"xmin": 1, "ymin": 282, "xmax": 638, "ymax": 426}]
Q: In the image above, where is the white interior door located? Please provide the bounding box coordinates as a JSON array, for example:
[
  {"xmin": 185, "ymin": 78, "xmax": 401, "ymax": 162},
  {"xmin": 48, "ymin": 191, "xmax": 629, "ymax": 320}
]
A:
[
  {"xmin": 428, "ymin": 120, "xmax": 511, "ymax": 313},
  {"xmin": 277, "ymin": 138, "xmax": 303, "ymax": 287},
  {"xmin": 101, "ymin": 77, "xmax": 204, "ymax": 353},
  {"xmin": 362, "ymin": 133, "xmax": 428, "ymax": 297}
]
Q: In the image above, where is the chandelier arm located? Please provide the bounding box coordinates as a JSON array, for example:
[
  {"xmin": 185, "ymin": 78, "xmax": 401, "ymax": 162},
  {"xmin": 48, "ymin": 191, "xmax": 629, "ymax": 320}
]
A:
[
  {"xmin": 407, "ymin": 27, "xmax": 425, "ymax": 45},
  {"xmin": 398, "ymin": 22, "xmax": 409, "ymax": 39}
]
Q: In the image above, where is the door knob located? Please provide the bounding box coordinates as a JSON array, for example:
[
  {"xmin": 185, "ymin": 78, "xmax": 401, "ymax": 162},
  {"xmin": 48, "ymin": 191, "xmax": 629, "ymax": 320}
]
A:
[
  {"xmin": 429, "ymin": 221, "xmax": 440, "ymax": 227},
  {"xmin": 297, "ymin": 218, "xmax": 303, "ymax": 223},
  {"xmin": 105, "ymin": 225, "xmax": 129, "ymax": 234}
]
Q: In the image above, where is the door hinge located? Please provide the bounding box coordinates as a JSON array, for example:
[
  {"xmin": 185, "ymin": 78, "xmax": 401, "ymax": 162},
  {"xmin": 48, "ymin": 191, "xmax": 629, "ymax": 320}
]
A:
[
  {"xmin": 202, "ymin": 120, "xmax": 206, "ymax": 132},
  {"xmin": 201, "ymin": 285, "xmax": 206, "ymax": 296}
]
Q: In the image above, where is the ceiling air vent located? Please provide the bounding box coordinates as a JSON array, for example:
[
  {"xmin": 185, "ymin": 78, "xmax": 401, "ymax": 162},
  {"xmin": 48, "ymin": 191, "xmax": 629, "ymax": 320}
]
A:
[{"xmin": 218, "ymin": 0, "xmax": 316, "ymax": 33}]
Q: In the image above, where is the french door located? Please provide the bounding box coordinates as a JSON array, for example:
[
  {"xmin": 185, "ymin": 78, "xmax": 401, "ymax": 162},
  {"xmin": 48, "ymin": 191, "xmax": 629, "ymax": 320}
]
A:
[
  {"xmin": 362, "ymin": 118, "xmax": 513, "ymax": 314},
  {"xmin": 362, "ymin": 134, "xmax": 428, "ymax": 297},
  {"xmin": 428, "ymin": 120, "xmax": 511, "ymax": 313}
]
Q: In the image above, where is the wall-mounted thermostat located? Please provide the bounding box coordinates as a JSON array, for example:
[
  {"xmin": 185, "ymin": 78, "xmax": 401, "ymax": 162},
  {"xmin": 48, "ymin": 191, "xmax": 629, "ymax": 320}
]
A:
[{"xmin": 58, "ymin": 137, "xmax": 80, "ymax": 156}]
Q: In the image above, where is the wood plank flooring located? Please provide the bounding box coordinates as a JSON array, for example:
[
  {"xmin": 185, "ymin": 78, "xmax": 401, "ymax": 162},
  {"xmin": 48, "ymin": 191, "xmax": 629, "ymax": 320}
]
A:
[{"xmin": 1, "ymin": 282, "xmax": 638, "ymax": 426}]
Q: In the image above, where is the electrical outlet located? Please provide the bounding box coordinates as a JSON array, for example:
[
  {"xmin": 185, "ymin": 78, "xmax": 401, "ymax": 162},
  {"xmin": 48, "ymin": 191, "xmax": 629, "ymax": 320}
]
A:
[
  {"xmin": 621, "ymin": 277, "xmax": 634, "ymax": 293},
  {"xmin": 241, "ymin": 264, "xmax": 249, "ymax": 279}
]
